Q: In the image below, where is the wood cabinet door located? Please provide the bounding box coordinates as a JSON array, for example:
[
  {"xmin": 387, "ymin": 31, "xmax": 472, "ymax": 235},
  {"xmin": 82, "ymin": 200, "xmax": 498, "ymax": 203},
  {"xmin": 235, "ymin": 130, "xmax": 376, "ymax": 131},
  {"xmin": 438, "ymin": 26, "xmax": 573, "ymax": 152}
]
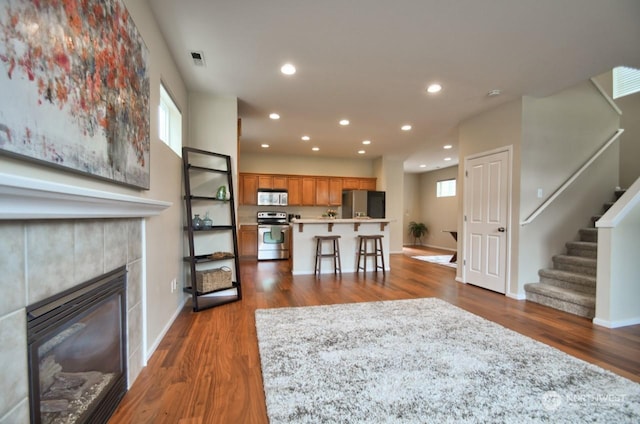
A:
[
  {"xmin": 241, "ymin": 174, "xmax": 258, "ymax": 205},
  {"xmin": 287, "ymin": 177, "xmax": 302, "ymax": 205},
  {"xmin": 258, "ymin": 175, "xmax": 273, "ymax": 189},
  {"xmin": 315, "ymin": 177, "xmax": 329, "ymax": 206},
  {"xmin": 302, "ymin": 177, "xmax": 316, "ymax": 206},
  {"xmin": 239, "ymin": 226, "xmax": 258, "ymax": 257},
  {"xmin": 273, "ymin": 176, "xmax": 287, "ymax": 189},
  {"xmin": 342, "ymin": 178, "xmax": 360, "ymax": 190},
  {"xmin": 359, "ymin": 178, "xmax": 377, "ymax": 191},
  {"xmin": 329, "ymin": 178, "xmax": 343, "ymax": 205}
]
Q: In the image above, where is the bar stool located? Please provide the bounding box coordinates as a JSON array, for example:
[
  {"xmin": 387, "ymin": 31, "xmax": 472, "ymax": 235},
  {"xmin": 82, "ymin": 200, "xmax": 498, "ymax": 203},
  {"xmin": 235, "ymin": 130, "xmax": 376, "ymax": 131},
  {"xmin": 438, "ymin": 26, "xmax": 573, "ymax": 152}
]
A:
[
  {"xmin": 356, "ymin": 235, "xmax": 385, "ymax": 274},
  {"xmin": 314, "ymin": 235, "xmax": 342, "ymax": 275}
]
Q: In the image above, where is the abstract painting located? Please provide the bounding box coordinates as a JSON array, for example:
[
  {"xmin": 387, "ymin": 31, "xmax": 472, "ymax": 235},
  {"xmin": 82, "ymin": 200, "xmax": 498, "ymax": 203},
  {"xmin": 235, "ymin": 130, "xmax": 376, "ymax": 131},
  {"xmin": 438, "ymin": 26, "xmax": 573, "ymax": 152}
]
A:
[{"xmin": 0, "ymin": 0, "xmax": 150, "ymax": 189}]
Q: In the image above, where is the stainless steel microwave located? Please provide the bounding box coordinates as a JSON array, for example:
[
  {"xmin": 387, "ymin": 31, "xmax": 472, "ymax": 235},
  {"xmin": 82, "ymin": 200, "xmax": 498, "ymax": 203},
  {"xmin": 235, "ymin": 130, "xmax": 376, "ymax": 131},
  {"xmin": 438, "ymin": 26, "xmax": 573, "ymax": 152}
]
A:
[{"xmin": 257, "ymin": 189, "xmax": 288, "ymax": 206}]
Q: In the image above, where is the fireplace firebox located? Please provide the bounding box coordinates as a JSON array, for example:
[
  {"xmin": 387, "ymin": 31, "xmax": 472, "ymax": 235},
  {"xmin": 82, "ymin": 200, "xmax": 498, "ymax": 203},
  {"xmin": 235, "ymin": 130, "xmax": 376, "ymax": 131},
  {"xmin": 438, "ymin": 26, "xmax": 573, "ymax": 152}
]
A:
[{"xmin": 26, "ymin": 267, "xmax": 128, "ymax": 424}]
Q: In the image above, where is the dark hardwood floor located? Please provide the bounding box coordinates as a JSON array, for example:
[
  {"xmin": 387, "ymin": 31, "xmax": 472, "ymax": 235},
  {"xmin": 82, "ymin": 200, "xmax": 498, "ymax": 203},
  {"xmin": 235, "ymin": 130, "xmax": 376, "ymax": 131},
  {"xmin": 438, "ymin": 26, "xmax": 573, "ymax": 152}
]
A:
[{"xmin": 109, "ymin": 246, "xmax": 640, "ymax": 423}]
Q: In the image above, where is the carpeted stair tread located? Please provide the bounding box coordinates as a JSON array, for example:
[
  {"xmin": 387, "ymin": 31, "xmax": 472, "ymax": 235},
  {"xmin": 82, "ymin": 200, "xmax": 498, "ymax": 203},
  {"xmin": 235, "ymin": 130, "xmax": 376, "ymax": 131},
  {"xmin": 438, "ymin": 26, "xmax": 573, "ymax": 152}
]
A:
[
  {"xmin": 565, "ymin": 241, "xmax": 597, "ymax": 258},
  {"xmin": 552, "ymin": 255, "xmax": 596, "ymax": 276},
  {"xmin": 579, "ymin": 228, "xmax": 598, "ymax": 242},
  {"xmin": 524, "ymin": 282, "xmax": 595, "ymax": 318},
  {"xmin": 538, "ymin": 268, "xmax": 596, "ymax": 294}
]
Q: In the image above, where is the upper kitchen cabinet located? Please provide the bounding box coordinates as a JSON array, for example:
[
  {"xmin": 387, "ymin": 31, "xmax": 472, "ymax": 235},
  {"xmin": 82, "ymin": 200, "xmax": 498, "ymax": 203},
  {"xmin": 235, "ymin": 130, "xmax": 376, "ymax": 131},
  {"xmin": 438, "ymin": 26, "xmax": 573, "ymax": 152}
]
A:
[
  {"xmin": 315, "ymin": 177, "xmax": 329, "ymax": 205},
  {"xmin": 240, "ymin": 174, "xmax": 258, "ymax": 205},
  {"xmin": 342, "ymin": 178, "xmax": 360, "ymax": 190},
  {"xmin": 359, "ymin": 178, "xmax": 377, "ymax": 191},
  {"xmin": 315, "ymin": 177, "xmax": 343, "ymax": 206},
  {"xmin": 329, "ymin": 178, "xmax": 343, "ymax": 205},
  {"xmin": 287, "ymin": 176, "xmax": 303, "ymax": 206},
  {"xmin": 301, "ymin": 177, "xmax": 316, "ymax": 206},
  {"xmin": 258, "ymin": 174, "xmax": 288, "ymax": 189}
]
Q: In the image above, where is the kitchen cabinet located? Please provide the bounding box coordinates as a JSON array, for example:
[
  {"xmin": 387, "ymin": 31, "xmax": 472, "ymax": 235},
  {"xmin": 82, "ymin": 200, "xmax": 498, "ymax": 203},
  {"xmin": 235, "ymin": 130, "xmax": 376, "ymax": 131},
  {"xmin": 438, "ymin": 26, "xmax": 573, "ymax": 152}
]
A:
[
  {"xmin": 238, "ymin": 172, "xmax": 376, "ymax": 206},
  {"xmin": 257, "ymin": 174, "xmax": 287, "ymax": 189},
  {"xmin": 302, "ymin": 177, "xmax": 316, "ymax": 206},
  {"xmin": 287, "ymin": 177, "xmax": 303, "ymax": 206},
  {"xmin": 239, "ymin": 225, "xmax": 258, "ymax": 257},
  {"xmin": 359, "ymin": 178, "xmax": 377, "ymax": 190},
  {"xmin": 342, "ymin": 178, "xmax": 360, "ymax": 190},
  {"xmin": 315, "ymin": 177, "xmax": 329, "ymax": 205},
  {"xmin": 329, "ymin": 178, "xmax": 343, "ymax": 205},
  {"xmin": 240, "ymin": 174, "xmax": 258, "ymax": 205}
]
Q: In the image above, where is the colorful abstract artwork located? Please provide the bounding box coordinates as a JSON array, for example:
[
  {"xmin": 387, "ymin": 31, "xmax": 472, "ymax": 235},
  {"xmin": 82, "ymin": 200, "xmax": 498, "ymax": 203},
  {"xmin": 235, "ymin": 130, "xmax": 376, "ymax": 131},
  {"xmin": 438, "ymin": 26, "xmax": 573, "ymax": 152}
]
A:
[{"xmin": 0, "ymin": 0, "xmax": 150, "ymax": 189}]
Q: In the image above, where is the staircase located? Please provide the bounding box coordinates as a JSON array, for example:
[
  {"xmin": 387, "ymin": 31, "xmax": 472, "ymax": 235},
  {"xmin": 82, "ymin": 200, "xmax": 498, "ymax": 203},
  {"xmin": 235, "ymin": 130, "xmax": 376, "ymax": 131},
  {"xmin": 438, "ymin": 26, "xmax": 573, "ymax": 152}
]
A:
[{"xmin": 524, "ymin": 188, "xmax": 626, "ymax": 318}]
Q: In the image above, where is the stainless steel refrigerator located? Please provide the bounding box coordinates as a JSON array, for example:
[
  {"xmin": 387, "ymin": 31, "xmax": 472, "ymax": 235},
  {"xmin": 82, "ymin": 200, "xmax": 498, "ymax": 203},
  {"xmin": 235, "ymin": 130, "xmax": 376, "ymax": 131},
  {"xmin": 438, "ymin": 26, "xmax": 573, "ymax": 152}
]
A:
[{"xmin": 341, "ymin": 190, "xmax": 386, "ymax": 218}]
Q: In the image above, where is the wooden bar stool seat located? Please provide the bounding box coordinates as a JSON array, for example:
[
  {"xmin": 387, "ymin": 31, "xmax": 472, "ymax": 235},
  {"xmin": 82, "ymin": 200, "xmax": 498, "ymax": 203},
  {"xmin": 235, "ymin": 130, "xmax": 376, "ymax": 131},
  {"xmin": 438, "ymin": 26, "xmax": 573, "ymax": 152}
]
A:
[
  {"xmin": 356, "ymin": 235, "xmax": 385, "ymax": 274},
  {"xmin": 314, "ymin": 235, "xmax": 342, "ymax": 275}
]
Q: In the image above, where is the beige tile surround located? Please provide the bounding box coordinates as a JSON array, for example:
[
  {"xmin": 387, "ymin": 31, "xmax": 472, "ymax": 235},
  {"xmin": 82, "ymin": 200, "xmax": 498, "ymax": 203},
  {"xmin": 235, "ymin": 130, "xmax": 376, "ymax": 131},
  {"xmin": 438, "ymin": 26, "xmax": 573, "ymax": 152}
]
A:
[{"xmin": 0, "ymin": 219, "xmax": 144, "ymax": 423}]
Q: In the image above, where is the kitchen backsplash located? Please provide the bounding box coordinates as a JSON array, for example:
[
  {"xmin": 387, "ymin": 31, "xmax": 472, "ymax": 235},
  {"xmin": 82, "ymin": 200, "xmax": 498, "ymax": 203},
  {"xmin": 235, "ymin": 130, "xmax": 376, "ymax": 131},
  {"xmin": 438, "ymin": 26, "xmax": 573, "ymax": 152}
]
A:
[{"xmin": 238, "ymin": 205, "xmax": 341, "ymax": 224}]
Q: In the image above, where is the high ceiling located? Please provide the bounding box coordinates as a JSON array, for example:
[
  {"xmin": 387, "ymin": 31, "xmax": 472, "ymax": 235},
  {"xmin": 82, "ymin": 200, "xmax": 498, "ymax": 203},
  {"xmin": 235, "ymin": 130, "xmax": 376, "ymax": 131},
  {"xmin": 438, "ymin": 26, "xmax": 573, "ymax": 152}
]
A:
[{"xmin": 147, "ymin": 0, "xmax": 640, "ymax": 172}]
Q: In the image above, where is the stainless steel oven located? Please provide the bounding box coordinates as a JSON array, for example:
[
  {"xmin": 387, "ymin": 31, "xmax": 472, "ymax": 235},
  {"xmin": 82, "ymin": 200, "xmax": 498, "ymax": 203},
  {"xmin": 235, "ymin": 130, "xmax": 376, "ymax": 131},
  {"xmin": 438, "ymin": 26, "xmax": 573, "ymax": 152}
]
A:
[{"xmin": 257, "ymin": 211, "xmax": 290, "ymax": 260}]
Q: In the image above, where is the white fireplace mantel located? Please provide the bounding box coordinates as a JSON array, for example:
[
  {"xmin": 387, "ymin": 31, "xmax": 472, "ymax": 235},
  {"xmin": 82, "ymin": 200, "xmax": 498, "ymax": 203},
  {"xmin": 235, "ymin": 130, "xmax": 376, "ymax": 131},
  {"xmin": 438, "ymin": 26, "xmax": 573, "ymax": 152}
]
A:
[{"xmin": 0, "ymin": 172, "xmax": 172, "ymax": 220}]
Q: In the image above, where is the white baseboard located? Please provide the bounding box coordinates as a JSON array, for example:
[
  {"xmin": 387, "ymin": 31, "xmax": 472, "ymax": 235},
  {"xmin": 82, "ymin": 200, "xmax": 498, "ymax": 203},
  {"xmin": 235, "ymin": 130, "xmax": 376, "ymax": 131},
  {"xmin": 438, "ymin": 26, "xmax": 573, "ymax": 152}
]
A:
[
  {"xmin": 145, "ymin": 294, "xmax": 188, "ymax": 361},
  {"xmin": 593, "ymin": 316, "xmax": 640, "ymax": 329},
  {"xmin": 455, "ymin": 277, "xmax": 465, "ymax": 283},
  {"xmin": 404, "ymin": 243, "xmax": 456, "ymax": 252},
  {"xmin": 507, "ymin": 292, "xmax": 526, "ymax": 300}
]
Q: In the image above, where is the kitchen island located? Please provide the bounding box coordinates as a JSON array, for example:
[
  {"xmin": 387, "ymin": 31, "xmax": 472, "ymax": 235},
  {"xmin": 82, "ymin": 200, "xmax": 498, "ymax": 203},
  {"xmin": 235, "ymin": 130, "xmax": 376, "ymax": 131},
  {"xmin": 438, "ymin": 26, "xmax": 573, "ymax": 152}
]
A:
[{"xmin": 290, "ymin": 218, "xmax": 391, "ymax": 275}]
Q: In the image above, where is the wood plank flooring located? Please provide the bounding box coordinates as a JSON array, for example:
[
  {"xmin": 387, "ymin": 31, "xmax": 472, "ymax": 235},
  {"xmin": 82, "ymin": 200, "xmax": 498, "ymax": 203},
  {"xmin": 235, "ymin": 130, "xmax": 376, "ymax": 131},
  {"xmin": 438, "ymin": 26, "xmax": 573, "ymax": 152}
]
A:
[{"xmin": 109, "ymin": 247, "xmax": 640, "ymax": 423}]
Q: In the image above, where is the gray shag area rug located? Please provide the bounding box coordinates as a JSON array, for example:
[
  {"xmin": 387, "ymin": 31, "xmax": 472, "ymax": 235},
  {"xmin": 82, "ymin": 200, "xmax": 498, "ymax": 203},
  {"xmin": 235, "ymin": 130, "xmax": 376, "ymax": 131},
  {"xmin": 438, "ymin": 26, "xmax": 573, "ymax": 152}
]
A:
[{"xmin": 255, "ymin": 298, "xmax": 640, "ymax": 423}]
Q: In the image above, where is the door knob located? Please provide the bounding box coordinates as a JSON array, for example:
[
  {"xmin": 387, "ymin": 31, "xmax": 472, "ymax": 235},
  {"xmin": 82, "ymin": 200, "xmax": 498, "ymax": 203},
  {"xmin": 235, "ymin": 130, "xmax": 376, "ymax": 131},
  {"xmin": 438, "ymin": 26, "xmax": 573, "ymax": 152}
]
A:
[{"xmin": 498, "ymin": 227, "xmax": 506, "ymax": 232}]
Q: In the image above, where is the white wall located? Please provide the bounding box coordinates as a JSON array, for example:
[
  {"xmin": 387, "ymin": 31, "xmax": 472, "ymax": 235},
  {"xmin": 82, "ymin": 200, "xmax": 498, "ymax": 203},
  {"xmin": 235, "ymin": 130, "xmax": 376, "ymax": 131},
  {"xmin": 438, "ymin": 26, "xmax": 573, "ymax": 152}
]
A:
[
  {"xmin": 403, "ymin": 173, "xmax": 420, "ymax": 245},
  {"xmin": 123, "ymin": 0, "xmax": 189, "ymax": 360},
  {"xmin": 458, "ymin": 99, "xmax": 523, "ymax": 289},
  {"xmin": 417, "ymin": 166, "xmax": 459, "ymax": 250},
  {"xmin": 517, "ymin": 81, "xmax": 620, "ymax": 295},
  {"xmin": 239, "ymin": 153, "xmax": 375, "ymax": 177},
  {"xmin": 593, "ymin": 71, "xmax": 640, "ymax": 188}
]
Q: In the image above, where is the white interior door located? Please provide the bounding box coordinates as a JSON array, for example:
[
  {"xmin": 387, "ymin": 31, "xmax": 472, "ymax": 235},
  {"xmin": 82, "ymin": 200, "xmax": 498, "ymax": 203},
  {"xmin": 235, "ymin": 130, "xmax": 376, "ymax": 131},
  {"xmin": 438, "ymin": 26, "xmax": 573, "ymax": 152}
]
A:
[{"xmin": 464, "ymin": 150, "xmax": 510, "ymax": 293}]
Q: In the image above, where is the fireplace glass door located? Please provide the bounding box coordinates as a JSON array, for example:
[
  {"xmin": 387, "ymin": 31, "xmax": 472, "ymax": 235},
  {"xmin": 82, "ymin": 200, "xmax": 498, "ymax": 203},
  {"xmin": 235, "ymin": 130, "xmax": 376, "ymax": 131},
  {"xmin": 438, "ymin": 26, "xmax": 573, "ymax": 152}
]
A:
[{"xmin": 27, "ymin": 267, "xmax": 127, "ymax": 424}]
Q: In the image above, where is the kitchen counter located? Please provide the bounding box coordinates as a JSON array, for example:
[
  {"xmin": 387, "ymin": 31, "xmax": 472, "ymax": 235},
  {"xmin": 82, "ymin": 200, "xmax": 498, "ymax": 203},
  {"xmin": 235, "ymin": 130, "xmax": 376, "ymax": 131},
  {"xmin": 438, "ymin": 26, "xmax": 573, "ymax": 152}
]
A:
[{"xmin": 290, "ymin": 218, "xmax": 391, "ymax": 275}]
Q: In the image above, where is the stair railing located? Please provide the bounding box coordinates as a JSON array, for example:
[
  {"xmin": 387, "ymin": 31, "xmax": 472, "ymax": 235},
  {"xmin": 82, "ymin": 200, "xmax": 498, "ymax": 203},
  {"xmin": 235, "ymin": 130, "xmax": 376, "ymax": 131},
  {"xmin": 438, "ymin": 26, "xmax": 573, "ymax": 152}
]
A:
[{"xmin": 520, "ymin": 129, "xmax": 624, "ymax": 226}]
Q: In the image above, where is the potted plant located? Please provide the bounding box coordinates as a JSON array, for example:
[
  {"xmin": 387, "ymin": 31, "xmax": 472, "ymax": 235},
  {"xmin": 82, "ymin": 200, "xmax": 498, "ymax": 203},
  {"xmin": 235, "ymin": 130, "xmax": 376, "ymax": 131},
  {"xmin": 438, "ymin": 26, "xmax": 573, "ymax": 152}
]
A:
[{"xmin": 408, "ymin": 221, "xmax": 428, "ymax": 245}]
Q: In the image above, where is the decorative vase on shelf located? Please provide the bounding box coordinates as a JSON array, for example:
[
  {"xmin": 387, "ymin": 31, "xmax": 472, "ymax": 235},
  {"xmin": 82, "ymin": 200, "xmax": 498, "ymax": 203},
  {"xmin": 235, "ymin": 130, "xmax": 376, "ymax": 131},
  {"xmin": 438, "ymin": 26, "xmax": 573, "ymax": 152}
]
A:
[
  {"xmin": 192, "ymin": 214, "xmax": 203, "ymax": 230},
  {"xmin": 216, "ymin": 185, "xmax": 227, "ymax": 200},
  {"xmin": 202, "ymin": 212, "xmax": 213, "ymax": 229}
]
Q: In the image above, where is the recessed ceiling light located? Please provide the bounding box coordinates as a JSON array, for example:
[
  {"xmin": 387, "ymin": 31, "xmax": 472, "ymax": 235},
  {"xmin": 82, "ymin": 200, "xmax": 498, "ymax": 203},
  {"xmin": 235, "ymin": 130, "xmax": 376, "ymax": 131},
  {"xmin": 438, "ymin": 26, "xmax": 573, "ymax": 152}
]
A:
[
  {"xmin": 443, "ymin": 145, "xmax": 452, "ymax": 149},
  {"xmin": 339, "ymin": 119, "xmax": 350, "ymax": 126},
  {"xmin": 312, "ymin": 147, "xmax": 320, "ymax": 151},
  {"xmin": 261, "ymin": 144, "xmax": 269, "ymax": 148},
  {"xmin": 427, "ymin": 83, "xmax": 442, "ymax": 93},
  {"xmin": 362, "ymin": 140, "xmax": 371, "ymax": 145},
  {"xmin": 281, "ymin": 63, "xmax": 296, "ymax": 75},
  {"xmin": 401, "ymin": 124, "xmax": 412, "ymax": 131},
  {"xmin": 269, "ymin": 113, "xmax": 280, "ymax": 120},
  {"xmin": 419, "ymin": 164, "xmax": 427, "ymax": 168},
  {"xmin": 487, "ymin": 89, "xmax": 501, "ymax": 97},
  {"xmin": 358, "ymin": 150, "xmax": 365, "ymax": 154},
  {"xmin": 444, "ymin": 157, "xmax": 452, "ymax": 161},
  {"xmin": 301, "ymin": 135, "xmax": 310, "ymax": 141}
]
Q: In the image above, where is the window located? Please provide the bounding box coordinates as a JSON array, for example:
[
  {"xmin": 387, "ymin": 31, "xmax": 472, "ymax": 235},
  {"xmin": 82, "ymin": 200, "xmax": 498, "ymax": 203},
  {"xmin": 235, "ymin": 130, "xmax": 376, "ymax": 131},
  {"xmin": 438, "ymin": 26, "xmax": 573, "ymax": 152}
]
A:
[
  {"xmin": 613, "ymin": 66, "xmax": 640, "ymax": 99},
  {"xmin": 159, "ymin": 83, "xmax": 182, "ymax": 156},
  {"xmin": 436, "ymin": 179, "xmax": 456, "ymax": 197}
]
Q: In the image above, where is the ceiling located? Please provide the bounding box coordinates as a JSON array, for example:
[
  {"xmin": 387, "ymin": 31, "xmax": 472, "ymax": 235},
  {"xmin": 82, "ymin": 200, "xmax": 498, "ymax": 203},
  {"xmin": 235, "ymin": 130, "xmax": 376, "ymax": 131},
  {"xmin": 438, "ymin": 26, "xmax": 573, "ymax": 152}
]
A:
[{"xmin": 147, "ymin": 0, "xmax": 640, "ymax": 173}]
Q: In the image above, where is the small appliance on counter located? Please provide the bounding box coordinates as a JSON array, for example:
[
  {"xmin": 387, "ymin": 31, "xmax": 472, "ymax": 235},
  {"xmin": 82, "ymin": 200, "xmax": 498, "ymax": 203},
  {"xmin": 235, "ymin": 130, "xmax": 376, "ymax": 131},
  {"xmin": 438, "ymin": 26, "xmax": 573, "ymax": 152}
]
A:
[
  {"xmin": 256, "ymin": 211, "xmax": 290, "ymax": 260},
  {"xmin": 257, "ymin": 189, "xmax": 288, "ymax": 206}
]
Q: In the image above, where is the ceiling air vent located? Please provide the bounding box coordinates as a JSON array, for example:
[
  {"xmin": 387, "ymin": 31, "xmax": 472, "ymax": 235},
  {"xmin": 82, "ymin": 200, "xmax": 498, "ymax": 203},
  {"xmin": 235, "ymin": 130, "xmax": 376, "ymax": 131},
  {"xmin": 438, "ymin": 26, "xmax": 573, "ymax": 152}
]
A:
[{"xmin": 190, "ymin": 51, "xmax": 206, "ymax": 67}]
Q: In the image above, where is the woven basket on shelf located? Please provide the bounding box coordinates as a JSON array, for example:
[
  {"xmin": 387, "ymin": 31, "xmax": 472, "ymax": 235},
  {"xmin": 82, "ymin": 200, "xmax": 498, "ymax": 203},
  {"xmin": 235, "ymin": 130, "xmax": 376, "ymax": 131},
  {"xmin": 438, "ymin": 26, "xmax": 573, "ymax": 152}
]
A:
[{"xmin": 196, "ymin": 267, "xmax": 233, "ymax": 292}]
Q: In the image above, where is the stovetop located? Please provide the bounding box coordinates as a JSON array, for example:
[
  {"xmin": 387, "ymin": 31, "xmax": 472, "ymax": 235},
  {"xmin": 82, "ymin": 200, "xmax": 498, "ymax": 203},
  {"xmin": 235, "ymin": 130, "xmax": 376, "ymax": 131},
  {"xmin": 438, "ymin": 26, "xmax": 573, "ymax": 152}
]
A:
[{"xmin": 257, "ymin": 211, "xmax": 288, "ymax": 225}]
